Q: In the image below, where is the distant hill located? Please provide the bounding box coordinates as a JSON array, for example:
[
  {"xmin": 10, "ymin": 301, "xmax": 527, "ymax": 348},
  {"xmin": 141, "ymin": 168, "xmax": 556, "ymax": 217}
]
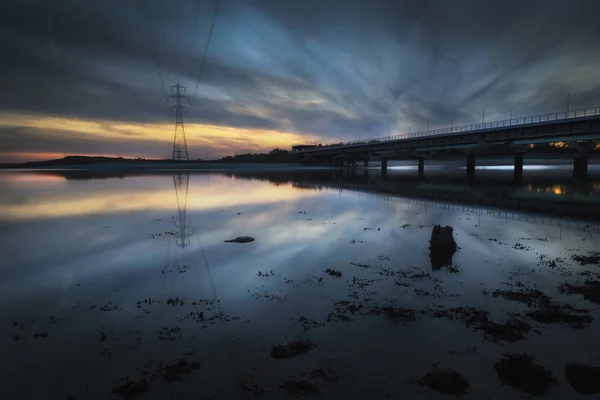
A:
[
  {"xmin": 0, "ymin": 156, "xmax": 188, "ymax": 168},
  {"xmin": 0, "ymin": 149, "xmax": 301, "ymax": 168}
]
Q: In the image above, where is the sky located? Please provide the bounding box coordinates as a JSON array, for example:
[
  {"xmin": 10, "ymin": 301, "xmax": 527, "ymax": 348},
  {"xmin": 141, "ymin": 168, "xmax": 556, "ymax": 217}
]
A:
[{"xmin": 1, "ymin": 0, "xmax": 599, "ymax": 162}]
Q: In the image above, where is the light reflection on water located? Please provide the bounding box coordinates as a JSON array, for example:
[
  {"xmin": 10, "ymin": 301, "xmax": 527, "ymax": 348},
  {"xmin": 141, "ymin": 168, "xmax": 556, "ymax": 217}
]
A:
[{"xmin": 0, "ymin": 169, "xmax": 600, "ymax": 399}]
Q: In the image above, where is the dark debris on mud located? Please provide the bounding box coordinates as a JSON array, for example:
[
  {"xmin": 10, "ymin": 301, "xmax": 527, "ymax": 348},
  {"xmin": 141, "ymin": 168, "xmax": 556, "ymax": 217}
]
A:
[
  {"xmin": 113, "ymin": 359, "xmax": 200, "ymax": 399},
  {"xmin": 270, "ymin": 340, "xmax": 316, "ymax": 359},
  {"xmin": 295, "ymin": 316, "xmax": 323, "ymax": 332},
  {"xmin": 324, "ymin": 268, "xmax": 342, "ymax": 278},
  {"xmin": 526, "ymin": 304, "xmax": 592, "ymax": 330},
  {"xmin": 425, "ymin": 307, "xmax": 532, "ymax": 343},
  {"xmin": 417, "ymin": 367, "xmax": 469, "ymax": 396},
  {"xmin": 494, "ymin": 353, "xmax": 557, "ymax": 396},
  {"xmin": 565, "ymin": 362, "xmax": 600, "ymax": 395},
  {"xmin": 237, "ymin": 372, "xmax": 268, "ymax": 397},
  {"xmin": 492, "ymin": 289, "xmax": 551, "ymax": 307},
  {"xmin": 560, "ymin": 280, "xmax": 600, "ymax": 305},
  {"xmin": 279, "ymin": 379, "xmax": 320, "ymax": 395},
  {"xmin": 491, "ymin": 288, "xmax": 593, "ymax": 329},
  {"xmin": 327, "ymin": 299, "xmax": 416, "ymax": 325},
  {"xmin": 572, "ymin": 252, "xmax": 600, "ymax": 266}
]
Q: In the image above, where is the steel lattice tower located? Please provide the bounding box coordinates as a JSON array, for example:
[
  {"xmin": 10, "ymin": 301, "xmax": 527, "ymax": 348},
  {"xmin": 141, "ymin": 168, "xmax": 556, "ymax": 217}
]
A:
[{"xmin": 170, "ymin": 83, "xmax": 189, "ymax": 160}]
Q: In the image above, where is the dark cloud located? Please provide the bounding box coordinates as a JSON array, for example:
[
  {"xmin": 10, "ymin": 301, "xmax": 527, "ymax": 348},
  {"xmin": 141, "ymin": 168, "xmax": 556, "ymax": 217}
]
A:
[{"xmin": 1, "ymin": 0, "xmax": 599, "ymax": 160}]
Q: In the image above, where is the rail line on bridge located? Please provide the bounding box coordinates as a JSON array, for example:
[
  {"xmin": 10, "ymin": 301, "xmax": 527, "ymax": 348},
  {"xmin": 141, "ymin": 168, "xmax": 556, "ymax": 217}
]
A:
[{"xmin": 302, "ymin": 106, "xmax": 600, "ymax": 150}]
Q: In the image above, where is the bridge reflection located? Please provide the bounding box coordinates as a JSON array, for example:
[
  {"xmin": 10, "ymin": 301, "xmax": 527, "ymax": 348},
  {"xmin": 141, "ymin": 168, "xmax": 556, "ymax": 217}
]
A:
[{"xmin": 225, "ymin": 169, "xmax": 600, "ymax": 230}]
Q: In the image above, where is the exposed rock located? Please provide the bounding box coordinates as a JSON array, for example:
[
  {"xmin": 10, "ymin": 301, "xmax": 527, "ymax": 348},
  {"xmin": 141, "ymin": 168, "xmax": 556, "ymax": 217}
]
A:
[
  {"xmin": 224, "ymin": 236, "xmax": 255, "ymax": 243},
  {"xmin": 564, "ymin": 362, "xmax": 600, "ymax": 395},
  {"xmin": 429, "ymin": 225, "xmax": 457, "ymax": 270}
]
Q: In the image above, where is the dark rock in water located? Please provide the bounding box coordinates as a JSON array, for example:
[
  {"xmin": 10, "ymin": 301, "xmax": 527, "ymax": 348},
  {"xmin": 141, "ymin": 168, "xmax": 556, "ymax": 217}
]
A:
[
  {"xmin": 270, "ymin": 340, "xmax": 316, "ymax": 359},
  {"xmin": 565, "ymin": 362, "xmax": 600, "ymax": 394},
  {"xmin": 417, "ymin": 368, "xmax": 469, "ymax": 395},
  {"xmin": 224, "ymin": 236, "xmax": 255, "ymax": 243},
  {"xmin": 429, "ymin": 225, "xmax": 457, "ymax": 270},
  {"xmin": 494, "ymin": 353, "xmax": 557, "ymax": 396}
]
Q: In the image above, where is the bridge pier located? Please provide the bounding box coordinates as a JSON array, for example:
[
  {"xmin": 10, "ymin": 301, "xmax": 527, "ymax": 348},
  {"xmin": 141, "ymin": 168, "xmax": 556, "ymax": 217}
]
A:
[
  {"xmin": 364, "ymin": 160, "xmax": 369, "ymax": 168},
  {"xmin": 466, "ymin": 154, "xmax": 476, "ymax": 181},
  {"xmin": 381, "ymin": 159, "xmax": 388, "ymax": 175},
  {"xmin": 418, "ymin": 157, "xmax": 425, "ymax": 179},
  {"xmin": 514, "ymin": 154, "xmax": 524, "ymax": 184},
  {"xmin": 573, "ymin": 155, "xmax": 588, "ymax": 179}
]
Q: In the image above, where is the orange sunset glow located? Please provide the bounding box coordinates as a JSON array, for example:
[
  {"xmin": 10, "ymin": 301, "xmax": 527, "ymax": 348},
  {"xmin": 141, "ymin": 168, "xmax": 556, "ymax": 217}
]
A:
[{"xmin": 0, "ymin": 113, "xmax": 326, "ymax": 162}]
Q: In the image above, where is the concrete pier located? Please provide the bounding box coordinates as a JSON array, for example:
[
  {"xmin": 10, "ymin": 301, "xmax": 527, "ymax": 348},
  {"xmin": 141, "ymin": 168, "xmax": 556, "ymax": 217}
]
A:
[
  {"xmin": 466, "ymin": 154, "xmax": 476, "ymax": 181},
  {"xmin": 418, "ymin": 157, "xmax": 425, "ymax": 179},
  {"xmin": 514, "ymin": 154, "xmax": 524, "ymax": 183},
  {"xmin": 573, "ymin": 155, "xmax": 588, "ymax": 179}
]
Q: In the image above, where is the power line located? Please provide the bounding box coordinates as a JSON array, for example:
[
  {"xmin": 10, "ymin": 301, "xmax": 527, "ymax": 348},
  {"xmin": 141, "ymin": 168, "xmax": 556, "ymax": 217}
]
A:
[
  {"xmin": 139, "ymin": 0, "xmax": 169, "ymax": 103},
  {"xmin": 186, "ymin": 0, "xmax": 202, "ymax": 89},
  {"xmin": 193, "ymin": 0, "xmax": 220, "ymax": 99}
]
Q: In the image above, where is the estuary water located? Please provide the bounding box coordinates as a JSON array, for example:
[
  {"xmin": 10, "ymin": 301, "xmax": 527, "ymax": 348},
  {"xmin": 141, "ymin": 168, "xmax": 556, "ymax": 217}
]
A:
[{"xmin": 1, "ymin": 166, "xmax": 600, "ymax": 399}]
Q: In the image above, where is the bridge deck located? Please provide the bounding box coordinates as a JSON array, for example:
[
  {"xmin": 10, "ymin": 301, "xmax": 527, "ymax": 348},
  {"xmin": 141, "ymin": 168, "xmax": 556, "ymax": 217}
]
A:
[{"xmin": 297, "ymin": 107, "xmax": 600, "ymax": 156}]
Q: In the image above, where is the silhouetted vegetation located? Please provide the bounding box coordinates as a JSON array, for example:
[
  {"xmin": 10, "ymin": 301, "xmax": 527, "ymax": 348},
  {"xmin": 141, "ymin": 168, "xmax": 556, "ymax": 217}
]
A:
[{"xmin": 218, "ymin": 148, "xmax": 301, "ymax": 163}]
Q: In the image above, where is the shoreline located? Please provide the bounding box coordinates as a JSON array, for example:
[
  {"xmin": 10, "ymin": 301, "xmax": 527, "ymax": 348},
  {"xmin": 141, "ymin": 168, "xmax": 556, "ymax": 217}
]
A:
[{"xmin": 1, "ymin": 156, "xmax": 599, "ymax": 172}]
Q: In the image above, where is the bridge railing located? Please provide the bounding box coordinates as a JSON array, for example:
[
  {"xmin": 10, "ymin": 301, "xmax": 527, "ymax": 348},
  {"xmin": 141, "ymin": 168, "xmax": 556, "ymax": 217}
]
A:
[{"xmin": 305, "ymin": 106, "xmax": 600, "ymax": 151}]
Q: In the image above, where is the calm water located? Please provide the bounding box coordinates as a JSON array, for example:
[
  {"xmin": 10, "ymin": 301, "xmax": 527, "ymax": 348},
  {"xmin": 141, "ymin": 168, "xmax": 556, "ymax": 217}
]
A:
[{"xmin": 1, "ymin": 167, "xmax": 600, "ymax": 399}]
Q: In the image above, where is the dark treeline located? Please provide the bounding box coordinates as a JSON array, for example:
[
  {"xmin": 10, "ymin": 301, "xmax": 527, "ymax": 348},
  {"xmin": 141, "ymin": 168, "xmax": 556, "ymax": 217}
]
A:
[
  {"xmin": 0, "ymin": 148, "xmax": 304, "ymax": 168},
  {"xmin": 217, "ymin": 148, "xmax": 301, "ymax": 163}
]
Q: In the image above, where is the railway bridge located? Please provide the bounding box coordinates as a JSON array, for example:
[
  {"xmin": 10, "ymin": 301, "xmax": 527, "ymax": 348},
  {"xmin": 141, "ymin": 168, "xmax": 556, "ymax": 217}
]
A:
[{"xmin": 293, "ymin": 107, "xmax": 600, "ymax": 180}]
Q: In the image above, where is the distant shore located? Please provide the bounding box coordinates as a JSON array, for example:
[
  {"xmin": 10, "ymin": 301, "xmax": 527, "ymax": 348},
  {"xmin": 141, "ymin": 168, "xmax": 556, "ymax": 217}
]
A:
[{"xmin": 1, "ymin": 154, "xmax": 598, "ymax": 172}]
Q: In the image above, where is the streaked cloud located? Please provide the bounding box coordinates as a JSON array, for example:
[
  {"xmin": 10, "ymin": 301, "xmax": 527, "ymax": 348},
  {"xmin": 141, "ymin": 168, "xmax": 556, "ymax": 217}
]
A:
[{"xmin": 0, "ymin": 0, "xmax": 599, "ymax": 162}]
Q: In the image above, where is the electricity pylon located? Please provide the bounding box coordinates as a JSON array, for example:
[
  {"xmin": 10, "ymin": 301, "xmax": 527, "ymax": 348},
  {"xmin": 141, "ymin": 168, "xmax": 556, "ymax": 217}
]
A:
[
  {"xmin": 173, "ymin": 172, "xmax": 192, "ymax": 248},
  {"xmin": 170, "ymin": 83, "xmax": 189, "ymax": 160}
]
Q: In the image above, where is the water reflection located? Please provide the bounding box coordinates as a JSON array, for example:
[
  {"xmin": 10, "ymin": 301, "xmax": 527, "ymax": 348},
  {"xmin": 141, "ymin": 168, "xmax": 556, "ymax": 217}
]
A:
[
  {"xmin": 1, "ymin": 168, "xmax": 600, "ymax": 399},
  {"xmin": 173, "ymin": 172, "xmax": 191, "ymax": 248}
]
